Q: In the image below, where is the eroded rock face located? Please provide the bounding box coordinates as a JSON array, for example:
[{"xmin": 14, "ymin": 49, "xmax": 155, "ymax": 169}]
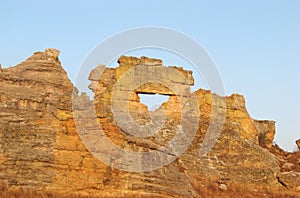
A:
[
  {"xmin": 278, "ymin": 171, "xmax": 300, "ymax": 190},
  {"xmin": 45, "ymin": 48, "xmax": 60, "ymax": 59},
  {"xmin": 86, "ymin": 56, "xmax": 281, "ymax": 191},
  {"xmin": 0, "ymin": 49, "xmax": 73, "ymax": 188},
  {"xmin": 255, "ymin": 120, "xmax": 276, "ymax": 148},
  {"xmin": 0, "ymin": 50, "xmax": 298, "ymax": 196},
  {"xmin": 296, "ymin": 139, "xmax": 300, "ymax": 150}
]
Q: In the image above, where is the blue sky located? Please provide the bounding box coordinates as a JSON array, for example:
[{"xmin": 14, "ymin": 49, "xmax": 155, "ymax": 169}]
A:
[{"xmin": 0, "ymin": 1, "xmax": 299, "ymax": 151}]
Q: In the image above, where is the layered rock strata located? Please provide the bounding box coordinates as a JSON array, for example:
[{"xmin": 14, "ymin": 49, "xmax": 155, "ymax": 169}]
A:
[{"xmin": 0, "ymin": 49, "xmax": 299, "ymax": 196}]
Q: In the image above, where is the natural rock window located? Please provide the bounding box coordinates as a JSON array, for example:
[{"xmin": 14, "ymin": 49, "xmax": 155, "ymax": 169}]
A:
[{"xmin": 138, "ymin": 93, "xmax": 169, "ymax": 111}]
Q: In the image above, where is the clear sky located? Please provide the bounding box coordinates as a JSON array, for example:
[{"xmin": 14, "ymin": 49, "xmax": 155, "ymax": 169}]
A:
[{"xmin": 0, "ymin": 1, "xmax": 299, "ymax": 151}]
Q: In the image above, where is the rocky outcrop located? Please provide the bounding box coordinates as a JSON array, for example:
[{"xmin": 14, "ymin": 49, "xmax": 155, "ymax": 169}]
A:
[
  {"xmin": 0, "ymin": 49, "xmax": 299, "ymax": 196},
  {"xmin": 254, "ymin": 120, "xmax": 276, "ymax": 148},
  {"xmin": 0, "ymin": 48, "xmax": 73, "ymax": 189},
  {"xmin": 296, "ymin": 139, "xmax": 300, "ymax": 150}
]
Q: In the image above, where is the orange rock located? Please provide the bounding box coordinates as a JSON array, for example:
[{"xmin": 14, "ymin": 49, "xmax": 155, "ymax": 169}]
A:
[
  {"xmin": 0, "ymin": 51, "xmax": 296, "ymax": 197},
  {"xmin": 296, "ymin": 139, "xmax": 300, "ymax": 150}
]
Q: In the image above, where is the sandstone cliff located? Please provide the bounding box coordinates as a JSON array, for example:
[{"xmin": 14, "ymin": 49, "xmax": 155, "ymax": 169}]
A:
[{"xmin": 0, "ymin": 49, "xmax": 299, "ymax": 197}]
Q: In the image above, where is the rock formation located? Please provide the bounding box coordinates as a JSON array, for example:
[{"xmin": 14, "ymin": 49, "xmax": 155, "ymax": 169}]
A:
[{"xmin": 0, "ymin": 49, "xmax": 299, "ymax": 197}]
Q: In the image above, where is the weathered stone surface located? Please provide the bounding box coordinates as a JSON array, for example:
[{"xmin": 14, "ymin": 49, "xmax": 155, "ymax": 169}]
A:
[
  {"xmin": 45, "ymin": 48, "xmax": 60, "ymax": 59},
  {"xmin": 90, "ymin": 56, "xmax": 282, "ymax": 189},
  {"xmin": 296, "ymin": 139, "xmax": 300, "ymax": 150},
  {"xmin": 254, "ymin": 120, "xmax": 276, "ymax": 148},
  {"xmin": 0, "ymin": 50, "xmax": 299, "ymax": 197},
  {"xmin": 278, "ymin": 171, "xmax": 300, "ymax": 190},
  {"xmin": 0, "ymin": 48, "xmax": 73, "ymax": 189},
  {"xmin": 219, "ymin": 183, "xmax": 228, "ymax": 191}
]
